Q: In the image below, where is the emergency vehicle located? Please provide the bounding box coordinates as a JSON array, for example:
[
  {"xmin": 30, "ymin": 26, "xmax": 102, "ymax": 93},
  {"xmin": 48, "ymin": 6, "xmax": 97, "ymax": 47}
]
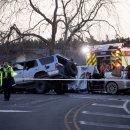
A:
[
  {"xmin": 85, "ymin": 43, "xmax": 130, "ymax": 70},
  {"xmin": 84, "ymin": 43, "xmax": 130, "ymax": 94}
]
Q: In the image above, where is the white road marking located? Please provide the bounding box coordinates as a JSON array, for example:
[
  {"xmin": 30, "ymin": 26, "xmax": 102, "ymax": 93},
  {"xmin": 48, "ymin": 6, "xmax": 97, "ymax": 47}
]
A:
[
  {"xmin": 79, "ymin": 121, "xmax": 130, "ymax": 129},
  {"xmin": 69, "ymin": 95, "xmax": 127, "ymax": 101},
  {"xmin": 123, "ymin": 100, "xmax": 130, "ymax": 114},
  {"xmin": 82, "ymin": 111, "xmax": 130, "ymax": 118},
  {"xmin": 0, "ymin": 110, "xmax": 32, "ymax": 112},
  {"xmin": 91, "ymin": 101, "xmax": 130, "ymax": 114},
  {"xmin": 92, "ymin": 103, "xmax": 123, "ymax": 108},
  {"xmin": 108, "ymin": 98, "xmax": 127, "ymax": 102}
]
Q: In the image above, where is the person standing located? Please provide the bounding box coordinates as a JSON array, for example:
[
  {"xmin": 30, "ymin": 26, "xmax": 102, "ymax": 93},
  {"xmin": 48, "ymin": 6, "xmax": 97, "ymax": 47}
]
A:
[
  {"xmin": 1, "ymin": 62, "xmax": 14, "ymax": 101},
  {"xmin": 100, "ymin": 62, "xmax": 110, "ymax": 77},
  {"xmin": 0, "ymin": 63, "xmax": 3, "ymax": 88}
]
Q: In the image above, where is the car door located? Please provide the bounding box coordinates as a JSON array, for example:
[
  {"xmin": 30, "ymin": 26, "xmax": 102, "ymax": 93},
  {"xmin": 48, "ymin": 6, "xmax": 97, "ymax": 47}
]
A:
[
  {"xmin": 39, "ymin": 56, "xmax": 55, "ymax": 72},
  {"xmin": 23, "ymin": 60, "xmax": 39, "ymax": 83},
  {"xmin": 91, "ymin": 66, "xmax": 104, "ymax": 91},
  {"xmin": 13, "ymin": 62, "xmax": 24, "ymax": 84}
]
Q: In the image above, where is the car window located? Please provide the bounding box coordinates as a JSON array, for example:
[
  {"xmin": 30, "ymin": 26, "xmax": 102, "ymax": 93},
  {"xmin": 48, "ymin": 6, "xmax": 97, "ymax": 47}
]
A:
[
  {"xmin": 57, "ymin": 56, "xmax": 68, "ymax": 65},
  {"xmin": 25, "ymin": 60, "xmax": 38, "ymax": 69},
  {"xmin": 39, "ymin": 56, "xmax": 54, "ymax": 65},
  {"xmin": 13, "ymin": 63, "xmax": 24, "ymax": 70}
]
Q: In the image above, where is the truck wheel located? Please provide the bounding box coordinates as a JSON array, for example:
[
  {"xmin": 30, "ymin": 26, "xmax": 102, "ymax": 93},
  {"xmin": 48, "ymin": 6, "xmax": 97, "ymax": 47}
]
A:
[
  {"xmin": 35, "ymin": 81, "xmax": 48, "ymax": 94},
  {"xmin": 65, "ymin": 62, "xmax": 78, "ymax": 77},
  {"xmin": 106, "ymin": 82, "xmax": 118, "ymax": 95},
  {"xmin": 34, "ymin": 74, "xmax": 49, "ymax": 94}
]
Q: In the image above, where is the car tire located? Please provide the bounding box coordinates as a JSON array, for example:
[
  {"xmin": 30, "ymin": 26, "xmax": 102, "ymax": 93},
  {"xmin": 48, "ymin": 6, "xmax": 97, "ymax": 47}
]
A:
[
  {"xmin": 35, "ymin": 81, "xmax": 50, "ymax": 94},
  {"xmin": 34, "ymin": 74, "xmax": 49, "ymax": 94},
  {"xmin": 65, "ymin": 62, "xmax": 78, "ymax": 77},
  {"xmin": 106, "ymin": 82, "xmax": 118, "ymax": 95}
]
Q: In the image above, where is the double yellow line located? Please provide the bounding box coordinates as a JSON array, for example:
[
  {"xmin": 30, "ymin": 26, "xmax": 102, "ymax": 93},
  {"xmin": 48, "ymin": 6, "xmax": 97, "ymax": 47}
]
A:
[{"xmin": 64, "ymin": 102, "xmax": 91, "ymax": 130}]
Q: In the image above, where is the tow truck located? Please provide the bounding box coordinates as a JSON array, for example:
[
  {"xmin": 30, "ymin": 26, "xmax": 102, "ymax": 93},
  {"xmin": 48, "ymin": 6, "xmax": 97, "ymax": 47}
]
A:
[{"xmin": 13, "ymin": 54, "xmax": 77, "ymax": 94}]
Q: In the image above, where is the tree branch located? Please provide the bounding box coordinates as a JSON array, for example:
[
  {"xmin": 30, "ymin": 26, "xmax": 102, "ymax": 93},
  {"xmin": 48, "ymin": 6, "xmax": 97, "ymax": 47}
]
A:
[
  {"xmin": 29, "ymin": 0, "xmax": 52, "ymax": 24},
  {"xmin": 2, "ymin": 24, "xmax": 49, "ymax": 44},
  {"xmin": 93, "ymin": 19, "xmax": 119, "ymax": 36}
]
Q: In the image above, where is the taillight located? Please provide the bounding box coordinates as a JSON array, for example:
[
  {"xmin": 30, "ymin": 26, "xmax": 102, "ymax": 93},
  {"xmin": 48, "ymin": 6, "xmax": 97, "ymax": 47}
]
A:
[{"xmin": 55, "ymin": 63, "xmax": 61, "ymax": 70}]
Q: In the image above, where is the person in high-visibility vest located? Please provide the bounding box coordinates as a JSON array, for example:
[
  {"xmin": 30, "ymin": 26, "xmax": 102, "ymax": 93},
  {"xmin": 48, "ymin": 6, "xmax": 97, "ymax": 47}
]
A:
[
  {"xmin": 0, "ymin": 63, "xmax": 3, "ymax": 87},
  {"xmin": 1, "ymin": 62, "xmax": 14, "ymax": 101}
]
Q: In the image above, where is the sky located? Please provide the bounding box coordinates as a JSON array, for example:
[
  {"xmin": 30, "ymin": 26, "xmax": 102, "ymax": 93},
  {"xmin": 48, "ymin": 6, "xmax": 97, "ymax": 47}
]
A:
[
  {"xmin": 115, "ymin": 0, "xmax": 130, "ymax": 38},
  {"xmin": 1, "ymin": 0, "xmax": 130, "ymax": 41},
  {"xmin": 90, "ymin": 0, "xmax": 130, "ymax": 41}
]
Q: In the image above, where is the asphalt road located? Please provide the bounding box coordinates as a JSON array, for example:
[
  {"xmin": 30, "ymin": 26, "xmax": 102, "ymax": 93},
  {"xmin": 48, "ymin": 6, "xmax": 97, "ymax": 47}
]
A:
[{"xmin": 0, "ymin": 93, "xmax": 130, "ymax": 130}]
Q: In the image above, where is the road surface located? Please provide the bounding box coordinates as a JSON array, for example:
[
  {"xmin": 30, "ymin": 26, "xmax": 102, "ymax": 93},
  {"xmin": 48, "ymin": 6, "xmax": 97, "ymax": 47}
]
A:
[{"xmin": 0, "ymin": 93, "xmax": 130, "ymax": 130}]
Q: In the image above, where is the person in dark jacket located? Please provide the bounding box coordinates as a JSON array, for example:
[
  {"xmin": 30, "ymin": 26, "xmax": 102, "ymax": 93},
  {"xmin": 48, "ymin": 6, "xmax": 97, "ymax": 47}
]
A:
[{"xmin": 1, "ymin": 62, "xmax": 14, "ymax": 101}]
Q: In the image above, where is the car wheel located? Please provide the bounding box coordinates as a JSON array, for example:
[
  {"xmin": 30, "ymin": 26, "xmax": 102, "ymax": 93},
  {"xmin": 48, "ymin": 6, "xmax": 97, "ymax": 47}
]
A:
[
  {"xmin": 34, "ymin": 74, "xmax": 49, "ymax": 94},
  {"xmin": 35, "ymin": 81, "xmax": 50, "ymax": 94},
  {"xmin": 106, "ymin": 82, "xmax": 118, "ymax": 95}
]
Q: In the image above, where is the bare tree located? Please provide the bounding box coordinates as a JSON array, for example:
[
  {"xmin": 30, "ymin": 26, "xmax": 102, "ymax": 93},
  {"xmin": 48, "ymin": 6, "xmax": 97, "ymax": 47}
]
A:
[
  {"xmin": 0, "ymin": 0, "xmax": 59, "ymax": 55},
  {"xmin": 60, "ymin": 0, "xmax": 119, "ymax": 51},
  {"xmin": 0, "ymin": 0, "xmax": 120, "ymax": 55}
]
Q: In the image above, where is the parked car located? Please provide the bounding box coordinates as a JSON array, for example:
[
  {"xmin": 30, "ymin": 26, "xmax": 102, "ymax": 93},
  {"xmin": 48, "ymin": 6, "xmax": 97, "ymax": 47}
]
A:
[
  {"xmin": 103, "ymin": 67, "xmax": 130, "ymax": 94},
  {"xmin": 89, "ymin": 66, "xmax": 130, "ymax": 94},
  {"xmin": 13, "ymin": 54, "xmax": 78, "ymax": 94}
]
